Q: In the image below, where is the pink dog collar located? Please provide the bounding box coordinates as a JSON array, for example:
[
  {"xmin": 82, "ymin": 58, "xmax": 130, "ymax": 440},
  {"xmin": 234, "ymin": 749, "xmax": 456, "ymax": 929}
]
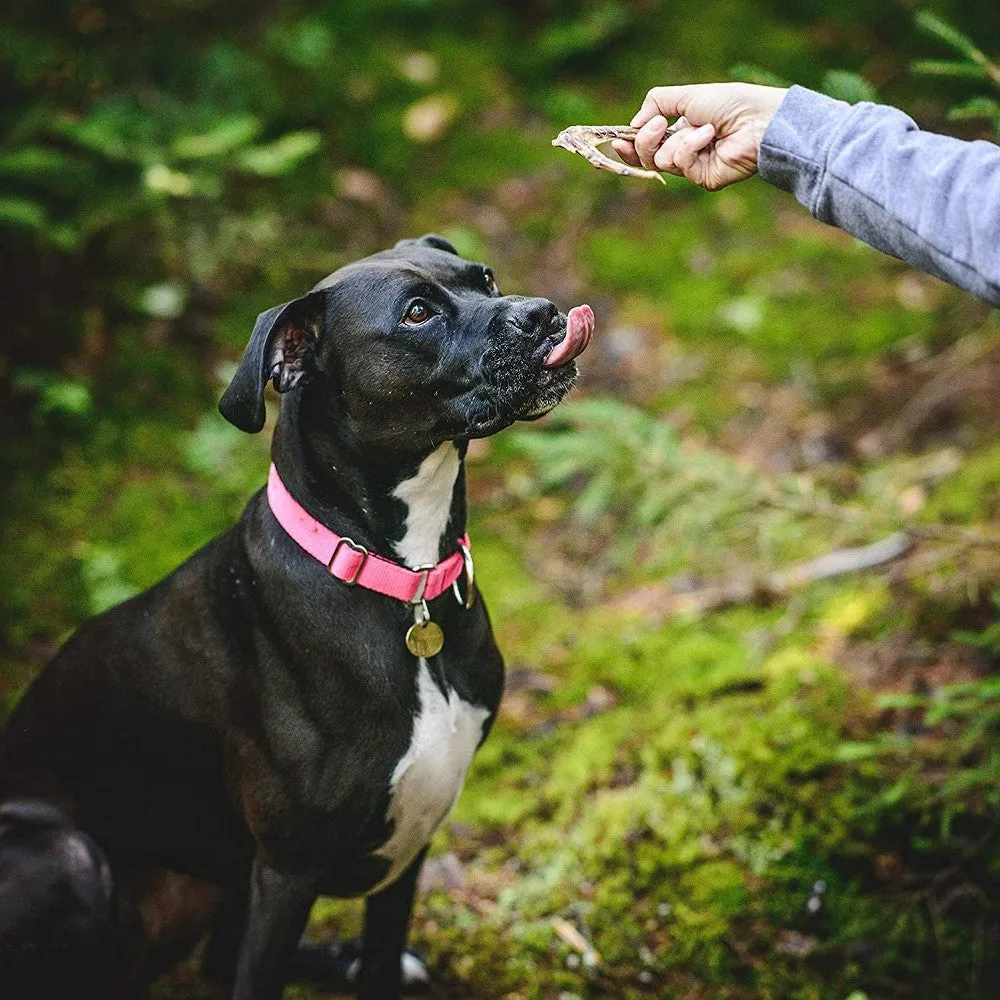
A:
[{"xmin": 266, "ymin": 464, "xmax": 472, "ymax": 605}]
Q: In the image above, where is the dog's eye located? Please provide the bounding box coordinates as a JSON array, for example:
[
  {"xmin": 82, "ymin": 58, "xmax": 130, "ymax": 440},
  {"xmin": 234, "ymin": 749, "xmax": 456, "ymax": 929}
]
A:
[
  {"xmin": 484, "ymin": 270, "xmax": 499, "ymax": 295},
  {"xmin": 403, "ymin": 301, "xmax": 433, "ymax": 325}
]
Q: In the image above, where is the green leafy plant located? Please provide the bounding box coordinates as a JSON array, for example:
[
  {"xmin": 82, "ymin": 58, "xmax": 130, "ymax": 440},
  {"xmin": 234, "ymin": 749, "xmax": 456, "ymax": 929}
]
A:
[
  {"xmin": 734, "ymin": 10, "xmax": 1000, "ymax": 137},
  {"xmin": 1, "ymin": 95, "xmax": 321, "ymax": 253},
  {"xmin": 854, "ymin": 593, "xmax": 1000, "ymax": 832},
  {"xmin": 912, "ymin": 11, "xmax": 1000, "ymax": 137},
  {"xmin": 10, "ymin": 368, "xmax": 93, "ymax": 425},
  {"xmin": 508, "ymin": 397, "xmax": 901, "ymax": 580}
]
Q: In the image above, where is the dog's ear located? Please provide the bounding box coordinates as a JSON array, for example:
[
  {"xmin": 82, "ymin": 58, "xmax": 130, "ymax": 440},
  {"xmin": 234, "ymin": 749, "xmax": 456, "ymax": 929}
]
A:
[
  {"xmin": 395, "ymin": 233, "xmax": 459, "ymax": 256},
  {"xmin": 418, "ymin": 233, "xmax": 459, "ymax": 255},
  {"xmin": 218, "ymin": 291, "xmax": 324, "ymax": 433}
]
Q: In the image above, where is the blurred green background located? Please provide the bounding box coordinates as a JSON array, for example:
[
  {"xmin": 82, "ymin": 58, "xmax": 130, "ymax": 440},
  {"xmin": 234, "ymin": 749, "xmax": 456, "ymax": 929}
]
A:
[{"xmin": 4, "ymin": 1, "xmax": 1000, "ymax": 997}]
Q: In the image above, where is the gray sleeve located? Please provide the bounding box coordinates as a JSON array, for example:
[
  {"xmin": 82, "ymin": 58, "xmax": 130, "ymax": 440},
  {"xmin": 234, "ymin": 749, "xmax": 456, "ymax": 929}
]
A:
[{"xmin": 758, "ymin": 85, "xmax": 1000, "ymax": 306}]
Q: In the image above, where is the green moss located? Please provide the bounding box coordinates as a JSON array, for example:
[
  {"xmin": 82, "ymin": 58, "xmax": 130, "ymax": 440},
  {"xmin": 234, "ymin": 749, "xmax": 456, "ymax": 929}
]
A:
[{"xmin": 923, "ymin": 441, "xmax": 1000, "ymax": 523}]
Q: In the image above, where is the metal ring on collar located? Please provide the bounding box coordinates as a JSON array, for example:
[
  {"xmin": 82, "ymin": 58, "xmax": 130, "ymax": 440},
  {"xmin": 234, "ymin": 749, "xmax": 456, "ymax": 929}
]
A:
[
  {"xmin": 452, "ymin": 539, "xmax": 475, "ymax": 609},
  {"xmin": 328, "ymin": 537, "xmax": 369, "ymax": 585},
  {"xmin": 409, "ymin": 566, "xmax": 434, "ymax": 605}
]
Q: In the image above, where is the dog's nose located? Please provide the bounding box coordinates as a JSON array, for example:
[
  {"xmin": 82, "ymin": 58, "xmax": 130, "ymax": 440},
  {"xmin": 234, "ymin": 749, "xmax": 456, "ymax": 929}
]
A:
[{"xmin": 508, "ymin": 297, "xmax": 558, "ymax": 333}]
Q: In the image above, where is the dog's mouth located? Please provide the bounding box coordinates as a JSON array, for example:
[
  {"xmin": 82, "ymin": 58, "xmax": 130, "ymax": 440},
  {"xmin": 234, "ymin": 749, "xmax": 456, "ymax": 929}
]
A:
[
  {"xmin": 519, "ymin": 303, "xmax": 595, "ymax": 420},
  {"xmin": 543, "ymin": 304, "xmax": 595, "ymax": 369}
]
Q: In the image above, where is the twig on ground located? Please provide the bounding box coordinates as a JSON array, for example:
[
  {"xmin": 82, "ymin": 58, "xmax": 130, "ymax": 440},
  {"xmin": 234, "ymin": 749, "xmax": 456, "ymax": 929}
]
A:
[
  {"xmin": 667, "ymin": 532, "xmax": 912, "ymax": 615},
  {"xmin": 906, "ymin": 523, "xmax": 1000, "ymax": 548},
  {"xmin": 770, "ymin": 532, "xmax": 913, "ymax": 589}
]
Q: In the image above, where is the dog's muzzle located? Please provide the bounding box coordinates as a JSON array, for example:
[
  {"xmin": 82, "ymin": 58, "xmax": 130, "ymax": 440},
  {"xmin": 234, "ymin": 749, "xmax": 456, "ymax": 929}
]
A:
[{"xmin": 461, "ymin": 300, "xmax": 596, "ymax": 435}]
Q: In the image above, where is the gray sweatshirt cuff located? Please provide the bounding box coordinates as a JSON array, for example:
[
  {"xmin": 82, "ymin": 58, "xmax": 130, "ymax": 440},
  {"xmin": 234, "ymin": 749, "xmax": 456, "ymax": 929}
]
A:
[{"xmin": 758, "ymin": 85, "xmax": 857, "ymax": 214}]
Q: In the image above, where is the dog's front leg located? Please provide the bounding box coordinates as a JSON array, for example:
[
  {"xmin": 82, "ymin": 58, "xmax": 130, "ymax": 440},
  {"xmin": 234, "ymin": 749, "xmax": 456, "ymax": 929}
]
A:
[
  {"xmin": 357, "ymin": 848, "xmax": 427, "ymax": 1000},
  {"xmin": 231, "ymin": 856, "xmax": 317, "ymax": 1000},
  {"xmin": 200, "ymin": 887, "xmax": 248, "ymax": 989}
]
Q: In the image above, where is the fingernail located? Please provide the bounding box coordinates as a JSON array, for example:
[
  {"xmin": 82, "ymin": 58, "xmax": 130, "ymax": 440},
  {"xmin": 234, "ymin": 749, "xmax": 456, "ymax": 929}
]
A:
[
  {"xmin": 630, "ymin": 111, "xmax": 644, "ymax": 126},
  {"xmin": 647, "ymin": 115, "xmax": 668, "ymax": 131}
]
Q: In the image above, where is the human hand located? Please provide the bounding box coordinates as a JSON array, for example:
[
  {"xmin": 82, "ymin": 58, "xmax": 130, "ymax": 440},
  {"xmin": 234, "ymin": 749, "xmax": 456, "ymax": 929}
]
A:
[{"xmin": 613, "ymin": 83, "xmax": 788, "ymax": 191}]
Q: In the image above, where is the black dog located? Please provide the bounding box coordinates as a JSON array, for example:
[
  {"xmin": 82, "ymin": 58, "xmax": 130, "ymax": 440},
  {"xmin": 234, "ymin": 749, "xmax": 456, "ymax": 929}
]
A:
[{"xmin": 1, "ymin": 235, "xmax": 594, "ymax": 1000}]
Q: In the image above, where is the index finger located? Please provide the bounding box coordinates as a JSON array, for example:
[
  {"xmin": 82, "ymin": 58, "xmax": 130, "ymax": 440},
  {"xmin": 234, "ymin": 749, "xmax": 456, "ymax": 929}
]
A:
[
  {"xmin": 612, "ymin": 139, "xmax": 640, "ymax": 167},
  {"xmin": 630, "ymin": 86, "xmax": 691, "ymax": 128}
]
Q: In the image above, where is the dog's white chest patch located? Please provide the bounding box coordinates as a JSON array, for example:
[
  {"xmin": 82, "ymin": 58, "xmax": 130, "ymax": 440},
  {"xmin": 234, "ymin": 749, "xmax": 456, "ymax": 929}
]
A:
[
  {"xmin": 369, "ymin": 441, "xmax": 483, "ymax": 892},
  {"xmin": 372, "ymin": 660, "xmax": 489, "ymax": 892},
  {"xmin": 391, "ymin": 443, "xmax": 461, "ymax": 567}
]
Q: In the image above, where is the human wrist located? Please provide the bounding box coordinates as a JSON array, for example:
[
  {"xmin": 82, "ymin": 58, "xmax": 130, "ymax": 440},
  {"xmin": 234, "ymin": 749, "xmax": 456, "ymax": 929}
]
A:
[{"xmin": 746, "ymin": 86, "xmax": 789, "ymax": 158}]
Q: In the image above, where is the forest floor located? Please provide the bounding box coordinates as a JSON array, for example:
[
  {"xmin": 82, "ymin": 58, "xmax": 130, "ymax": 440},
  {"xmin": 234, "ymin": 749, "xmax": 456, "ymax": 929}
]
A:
[{"xmin": 6, "ymin": 9, "xmax": 1000, "ymax": 995}]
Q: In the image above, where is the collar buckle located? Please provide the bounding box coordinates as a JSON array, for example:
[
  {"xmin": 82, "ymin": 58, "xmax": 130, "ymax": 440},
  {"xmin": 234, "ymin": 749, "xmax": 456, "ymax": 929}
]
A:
[{"xmin": 329, "ymin": 537, "xmax": 369, "ymax": 585}]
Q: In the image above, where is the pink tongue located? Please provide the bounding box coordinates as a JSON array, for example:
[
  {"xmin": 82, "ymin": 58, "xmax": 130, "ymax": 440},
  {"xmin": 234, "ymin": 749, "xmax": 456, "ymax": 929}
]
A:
[{"xmin": 543, "ymin": 304, "xmax": 595, "ymax": 368}]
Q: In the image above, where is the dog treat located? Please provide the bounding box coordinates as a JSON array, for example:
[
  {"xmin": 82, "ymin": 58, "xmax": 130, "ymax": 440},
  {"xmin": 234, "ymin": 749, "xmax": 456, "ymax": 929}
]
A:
[
  {"xmin": 551, "ymin": 123, "xmax": 681, "ymax": 183},
  {"xmin": 544, "ymin": 304, "xmax": 594, "ymax": 368}
]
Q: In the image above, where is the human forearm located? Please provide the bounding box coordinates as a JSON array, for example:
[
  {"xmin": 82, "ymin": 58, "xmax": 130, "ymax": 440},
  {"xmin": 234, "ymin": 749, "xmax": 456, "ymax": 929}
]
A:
[{"xmin": 760, "ymin": 86, "xmax": 1000, "ymax": 306}]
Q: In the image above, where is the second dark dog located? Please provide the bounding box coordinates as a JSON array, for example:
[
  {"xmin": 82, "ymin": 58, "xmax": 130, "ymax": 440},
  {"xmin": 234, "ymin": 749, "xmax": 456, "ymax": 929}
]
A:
[
  {"xmin": 0, "ymin": 799, "xmax": 113, "ymax": 1000},
  {"xmin": 1, "ymin": 234, "xmax": 594, "ymax": 1000}
]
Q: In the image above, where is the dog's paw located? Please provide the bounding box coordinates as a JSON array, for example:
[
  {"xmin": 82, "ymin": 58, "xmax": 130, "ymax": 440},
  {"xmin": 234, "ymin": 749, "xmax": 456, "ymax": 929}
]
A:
[
  {"xmin": 290, "ymin": 938, "xmax": 430, "ymax": 993},
  {"xmin": 400, "ymin": 949, "xmax": 431, "ymax": 989}
]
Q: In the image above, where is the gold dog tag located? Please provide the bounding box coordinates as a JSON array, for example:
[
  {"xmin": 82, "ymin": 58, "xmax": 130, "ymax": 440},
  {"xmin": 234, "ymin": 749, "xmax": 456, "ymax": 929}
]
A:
[
  {"xmin": 405, "ymin": 600, "xmax": 444, "ymax": 657},
  {"xmin": 405, "ymin": 619, "xmax": 444, "ymax": 657}
]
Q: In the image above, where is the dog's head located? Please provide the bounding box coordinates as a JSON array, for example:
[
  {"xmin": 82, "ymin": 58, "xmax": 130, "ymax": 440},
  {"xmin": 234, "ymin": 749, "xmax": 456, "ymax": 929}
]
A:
[{"xmin": 219, "ymin": 234, "xmax": 593, "ymax": 449}]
